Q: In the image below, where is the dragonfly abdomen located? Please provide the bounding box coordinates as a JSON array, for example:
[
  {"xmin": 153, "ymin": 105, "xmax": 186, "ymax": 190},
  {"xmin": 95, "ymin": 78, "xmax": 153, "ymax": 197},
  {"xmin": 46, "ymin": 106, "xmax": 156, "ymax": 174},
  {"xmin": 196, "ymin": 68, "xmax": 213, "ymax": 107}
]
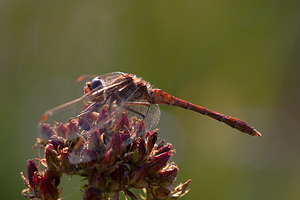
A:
[{"xmin": 151, "ymin": 89, "xmax": 261, "ymax": 137}]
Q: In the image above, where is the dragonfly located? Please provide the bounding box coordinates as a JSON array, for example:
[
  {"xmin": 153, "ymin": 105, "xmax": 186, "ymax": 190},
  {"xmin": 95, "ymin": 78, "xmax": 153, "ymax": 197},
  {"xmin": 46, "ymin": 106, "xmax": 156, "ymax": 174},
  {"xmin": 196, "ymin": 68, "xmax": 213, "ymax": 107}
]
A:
[{"xmin": 38, "ymin": 72, "xmax": 261, "ymax": 164}]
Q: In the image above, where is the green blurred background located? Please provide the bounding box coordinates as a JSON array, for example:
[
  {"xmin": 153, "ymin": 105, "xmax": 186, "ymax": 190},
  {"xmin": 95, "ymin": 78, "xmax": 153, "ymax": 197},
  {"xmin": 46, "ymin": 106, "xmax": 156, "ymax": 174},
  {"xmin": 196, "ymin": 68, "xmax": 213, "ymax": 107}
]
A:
[{"xmin": 1, "ymin": 0, "xmax": 300, "ymax": 199}]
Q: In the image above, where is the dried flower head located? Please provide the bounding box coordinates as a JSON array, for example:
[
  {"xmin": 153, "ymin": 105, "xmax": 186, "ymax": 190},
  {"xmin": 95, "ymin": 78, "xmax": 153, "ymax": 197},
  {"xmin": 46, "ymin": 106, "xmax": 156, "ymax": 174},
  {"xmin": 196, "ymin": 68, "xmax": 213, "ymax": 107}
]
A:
[{"xmin": 21, "ymin": 104, "xmax": 191, "ymax": 200}]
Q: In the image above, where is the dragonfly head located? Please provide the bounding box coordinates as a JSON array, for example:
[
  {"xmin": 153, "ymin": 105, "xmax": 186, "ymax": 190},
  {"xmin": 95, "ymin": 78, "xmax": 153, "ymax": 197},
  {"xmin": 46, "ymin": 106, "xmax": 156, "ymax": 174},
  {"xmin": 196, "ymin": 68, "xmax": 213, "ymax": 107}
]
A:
[{"xmin": 85, "ymin": 77, "xmax": 105, "ymax": 94}]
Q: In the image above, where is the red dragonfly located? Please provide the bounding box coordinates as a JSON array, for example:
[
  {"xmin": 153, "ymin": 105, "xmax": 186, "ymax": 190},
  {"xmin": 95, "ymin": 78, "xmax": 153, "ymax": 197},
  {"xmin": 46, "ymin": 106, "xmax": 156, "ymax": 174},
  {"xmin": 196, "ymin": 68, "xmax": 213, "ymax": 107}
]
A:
[{"xmin": 38, "ymin": 72, "xmax": 260, "ymax": 163}]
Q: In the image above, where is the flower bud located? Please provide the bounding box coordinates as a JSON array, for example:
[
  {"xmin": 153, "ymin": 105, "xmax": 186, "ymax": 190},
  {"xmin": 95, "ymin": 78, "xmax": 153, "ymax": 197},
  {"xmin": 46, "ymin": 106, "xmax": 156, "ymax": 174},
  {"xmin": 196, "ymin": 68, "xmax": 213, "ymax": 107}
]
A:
[
  {"xmin": 100, "ymin": 149, "xmax": 115, "ymax": 169},
  {"xmin": 39, "ymin": 175, "xmax": 59, "ymax": 200},
  {"xmin": 96, "ymin": 108, "xmax": 109, "ymax": 124},
  {"xmin": 155, "ymin": 184, "xmax": 174, "ymax": 199},
  {"xmin": 41, "ymin": 124, "xmax": 55, "ymax": 141},
  {"xmin": 120, "ymin": 131, "xmax": 131, "ymax": 147},
  {"xmin": 27, "ymin": 160, "xmax": 38, "ymax": 186},
  {"xmin": 179, "ymin": 179, "xmax": 192, "ymax": 193},
  {"xmin": 132, "ymin": 122, "xmax": 145, "ymax": 138},
  {"xmin": 45, "ymin": 144, "xmax": 59, "ymax": 170},
  {"xmin": 130, "ymin": 149, "xmax": 139, "ymax": 164},
  {"xmin": 49, "ymin": 140, "xmax": 64, "ymax": 151},
  {"xmin": 158, "ymin": 165, "xmax": 179, "ymax": 183},
  {"xmin": 154, "ymin": 144, "xmax": 172, "ymax": 156},
  {"xmin": 33, "ymin": 174, "xmax": 40, "ymax": 187},
  {"xmin": 83, "ymin": 111, "xmax": 97, "ymax": 126},
  {"xmin": 129, "ymin": 164, "xmax": 148, "ymax": 187},
  {"xmin": 110, "ymin": 165, "xmax": 124, "ymax": 191},
  {"xmin": 148, "ymin": 151, "xmax": 171, "ymax": 175},
  {"xmin": 87, "ymin": 130, "xmax": 102, "ymax": 149},
  {"xmin": 146, "ymin": 132, "xmax": 157, "ymax": 155},
  {"xmin": 136, "ymin": 138, "xmax": 146, "ymax": 162},
  {"xmin": 60, "ymin": 148, "xmax": 73, "ymax": 172},
  {"xmin": 44, "ymin": 169, "xmax": 61, "ymax": 187},
  {"xmin": 66, "ymin": 120, "xmax": 79, "ymax": 141},
  {"xmin": 156, "ymin": 139, "xmax": 165, "ymax": 150},
  {"xmin": 109, "ymin": 133, "xmax": 122, "ymax": 156},
  {"xmin": 130, "ymin": 138, "xmax": 146, "ymax": 164},
  {"xmin": 115, "ymin": 113, "xmax": 129, "ymax": 133},
  {"xmin": 57, "ymin": 123, "xmax": 66, "ymax": 138},
  {"xmin": 171, "ymin": 179, "xmax": 192, "ymax": 198}
]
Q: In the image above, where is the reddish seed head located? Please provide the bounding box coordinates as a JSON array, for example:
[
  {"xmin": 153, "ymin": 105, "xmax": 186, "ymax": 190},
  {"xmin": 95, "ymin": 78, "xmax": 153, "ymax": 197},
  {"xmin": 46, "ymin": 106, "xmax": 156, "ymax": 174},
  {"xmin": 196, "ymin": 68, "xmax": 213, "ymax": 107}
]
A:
[
  {"xmin": 158, "ymin": 165, "xmax": 179, "ymax": 183},
  {"xmin": 96, "ymin": 108, "xmax": 109, "ymax": 124},
  {"xmin": 154, "ymin": 143, "xmax": 172, "ymax": 156},
  {"xmin": 60, "ymin": 148, "xmax": 73, "ymax": 172},
  {"xmin": 129, "ymin": 163, "xmax": 148, "ymax": 187},
  {"xmin": 45, "ymin": 144, "xmax": 59, "ymax": 170},
  {"xmin": 49, "ymin": 140, "xmax": 64, "ymax": 151},
  {"xmin": 130, "ymin": 138, "xmax": 146, "ymax": 164},
  {"xmin": 154, "ymin": 184, "xmax": 173, "ymax": 199},
  {"xmin": 110, "ymin": 165, "xmax": 125, "ymax": 191},
  {"xmin": 56, "ymin": 123, "xmax": 67, "ymax": 138},
  {"xmin": 32, "ymin": 174, "xmax": 40, "ymax": 187},
  {"xmin": 39, "ymin": 175, "xmax": 59, "ymax": 200},
  {"xmin": 44, "ymin": 170, "xmax": 61, "ymax": 188},
  {"xmin": 148, "ymin": 151, "xmax": 172, "ymax": 175},
  {"xmin": 109, "ymin": 133, "xmax": 123, "ymax": 156},
  {"xmin": 136, "ymin": 138, "xmax": 146, "ymax": 162},
  {"xmin": 146, "ymin": 131, "xmax": 157, "ymax": 155},
  {"xmin": 115, "ymin": 113, "xmax": 129, "ymax": 132},
  {"xmin": 87, "ymin": 130, "xmax": 106, "ymax": 154},
  {"xmin": 133, "ymin": 122, "xmax": 145, "ymax": 138},
  {"xmin": 41, "ymin": 124, "xmax": 55, "ymax": 141},
  {"xmin": 27, "ymin": 160, "xmax": 38, "ymax": 185},
  {"xmin": 100, "ymin": 149, "xmax": 115, "ymax": 169},
  {"xmin": 66, "ymin": 120, "xmax": 79, "ymax": 141}
]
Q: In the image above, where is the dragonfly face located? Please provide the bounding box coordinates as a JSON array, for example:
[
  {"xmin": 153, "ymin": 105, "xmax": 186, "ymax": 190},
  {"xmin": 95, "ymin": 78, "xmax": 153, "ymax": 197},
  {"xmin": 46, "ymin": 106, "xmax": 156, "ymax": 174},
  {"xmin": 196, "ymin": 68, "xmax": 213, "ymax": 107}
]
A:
[{"xmin": 88, "ymin": 77, "xmax": 105, "ymax": 91}]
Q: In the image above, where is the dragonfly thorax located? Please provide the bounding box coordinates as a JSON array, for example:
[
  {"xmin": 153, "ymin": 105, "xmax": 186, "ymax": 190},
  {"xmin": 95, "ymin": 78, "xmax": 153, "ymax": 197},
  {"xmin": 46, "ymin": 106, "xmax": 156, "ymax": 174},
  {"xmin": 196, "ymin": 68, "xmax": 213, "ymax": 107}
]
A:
[
  {"xmin": 111, "ymin": 74, "xmax": 152, "ymax": 103},
  {"xmin": 85, "ymin": 73, "xmax": 152, "ymax": 104}
]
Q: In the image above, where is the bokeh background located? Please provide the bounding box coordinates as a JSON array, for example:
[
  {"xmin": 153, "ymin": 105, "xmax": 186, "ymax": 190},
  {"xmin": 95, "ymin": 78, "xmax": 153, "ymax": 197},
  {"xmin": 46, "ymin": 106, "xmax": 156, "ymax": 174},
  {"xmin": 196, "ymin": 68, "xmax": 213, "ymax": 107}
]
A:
[{"xmin": 1, "ymin": 0, "xmax": 300, "ymax": 199}]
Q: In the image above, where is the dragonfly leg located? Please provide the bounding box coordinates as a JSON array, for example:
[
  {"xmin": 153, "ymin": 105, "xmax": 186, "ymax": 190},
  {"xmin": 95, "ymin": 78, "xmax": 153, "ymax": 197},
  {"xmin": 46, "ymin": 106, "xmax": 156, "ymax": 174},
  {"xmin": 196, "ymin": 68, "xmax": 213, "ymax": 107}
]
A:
[
  {"xmin": 110, "ymin": 87, "xmax": 151, "ymax": 121},
  {"xmin": 123, "ymin": 101, "xmax": 151, "ymax": 120},
  {"xmin": 70, "ymin": 101, "xmax": 104, "ymax": 121}
]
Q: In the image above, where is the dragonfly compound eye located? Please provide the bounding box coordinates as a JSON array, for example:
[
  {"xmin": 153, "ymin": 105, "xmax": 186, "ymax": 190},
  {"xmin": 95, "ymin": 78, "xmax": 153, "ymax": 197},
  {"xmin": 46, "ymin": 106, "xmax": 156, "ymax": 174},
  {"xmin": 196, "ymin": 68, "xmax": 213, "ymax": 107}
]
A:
[{"xmin": 89, "ymin": 77, "xmax": 105, "ymax": 91}]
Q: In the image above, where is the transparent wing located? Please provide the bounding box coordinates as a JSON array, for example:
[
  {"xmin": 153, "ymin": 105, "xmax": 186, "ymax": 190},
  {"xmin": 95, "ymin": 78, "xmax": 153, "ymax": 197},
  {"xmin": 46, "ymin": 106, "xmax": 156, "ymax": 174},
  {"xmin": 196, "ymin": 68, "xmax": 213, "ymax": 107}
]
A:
[
  {"xmin": 38, "ymin": 72, "xmax": 161, "ymax": 164},
  {"xmin": 38, "ymin": 72, "xmax": 126, "ymax": 141},
  {"xmin": 66, "ymin": 99, "xmax": 161, "ymax": 164},
  {"xmin": 38, "ymin": 90, "xmax": 125, "ymax": 164},
  {"xmin": 124, "ymin": 102, "xmax": 160, "ymax": 131},
  {"xmin": 37, "ymin": 90, "xmax": 107, "ymax": 141}
]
